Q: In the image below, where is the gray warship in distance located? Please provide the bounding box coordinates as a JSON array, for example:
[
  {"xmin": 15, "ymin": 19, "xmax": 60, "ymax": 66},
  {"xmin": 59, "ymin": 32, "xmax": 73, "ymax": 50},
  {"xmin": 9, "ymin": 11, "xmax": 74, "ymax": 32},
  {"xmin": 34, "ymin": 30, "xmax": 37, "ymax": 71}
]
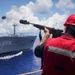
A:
[{"xmin": 0, "ymin": 24, "xmax": 36, "ymax": 54}]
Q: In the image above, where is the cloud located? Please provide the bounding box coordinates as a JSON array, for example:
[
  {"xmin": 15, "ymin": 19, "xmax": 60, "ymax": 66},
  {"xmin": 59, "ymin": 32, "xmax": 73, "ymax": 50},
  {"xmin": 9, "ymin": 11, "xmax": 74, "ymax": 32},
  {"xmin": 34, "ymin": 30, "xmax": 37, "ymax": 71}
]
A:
[
  {"xmin": 0, "ymin": 5, "xmax": 40, "ymax": 35},
  {"xmin": 56, "ymin": 0, "xmax": 75, "ymax": 12},
  {"xmin": 0, "ymin": 1, "xmax": 69, "ymax": 35},
  {"xmin": 27, "ymin": 0, "xmax": 54, "ymax": 14},
  {"xmin": 40, "ymin": 13, "xmax": 68, "ymax": 29}
]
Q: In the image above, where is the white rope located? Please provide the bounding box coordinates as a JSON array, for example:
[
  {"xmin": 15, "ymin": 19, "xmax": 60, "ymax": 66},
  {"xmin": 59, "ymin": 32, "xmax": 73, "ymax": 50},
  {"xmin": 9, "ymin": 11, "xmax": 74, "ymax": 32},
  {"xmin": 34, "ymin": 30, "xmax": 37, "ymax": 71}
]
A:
[{"xmin": 19, "ymin": 69, "xmax": 42, "ymax": 75}]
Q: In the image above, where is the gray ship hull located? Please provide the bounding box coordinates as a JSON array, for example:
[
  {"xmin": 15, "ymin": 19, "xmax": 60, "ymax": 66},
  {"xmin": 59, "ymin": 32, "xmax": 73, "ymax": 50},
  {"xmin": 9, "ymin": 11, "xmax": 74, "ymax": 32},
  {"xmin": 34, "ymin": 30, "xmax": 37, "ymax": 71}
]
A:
[{"xmin": 0, "ymin": 36, "xmax": 36, "ymax": 54}]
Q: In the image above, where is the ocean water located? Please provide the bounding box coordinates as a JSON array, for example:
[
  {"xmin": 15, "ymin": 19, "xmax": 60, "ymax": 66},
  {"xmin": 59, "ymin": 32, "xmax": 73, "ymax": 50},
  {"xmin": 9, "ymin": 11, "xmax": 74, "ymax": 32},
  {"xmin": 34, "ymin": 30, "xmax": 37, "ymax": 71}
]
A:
[{"xmin": 0, "ymin": 38, "xmax": 41, "ymax": 75}]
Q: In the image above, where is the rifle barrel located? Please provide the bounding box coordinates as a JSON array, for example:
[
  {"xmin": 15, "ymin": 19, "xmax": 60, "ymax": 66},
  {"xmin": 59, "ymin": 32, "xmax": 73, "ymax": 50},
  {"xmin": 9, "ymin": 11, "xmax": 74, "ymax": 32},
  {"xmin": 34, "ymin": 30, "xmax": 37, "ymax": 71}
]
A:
[{"xmin": 19, "ymin": 20, "xmax": 63, "ymax": 37}]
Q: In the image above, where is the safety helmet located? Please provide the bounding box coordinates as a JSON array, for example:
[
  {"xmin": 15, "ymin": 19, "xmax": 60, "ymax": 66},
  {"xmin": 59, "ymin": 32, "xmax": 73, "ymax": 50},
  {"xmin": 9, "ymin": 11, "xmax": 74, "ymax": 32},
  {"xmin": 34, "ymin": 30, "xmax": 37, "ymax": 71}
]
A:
[{"xmin": 64, "ymin": 14, "xmax": 75, "ymax": 27}]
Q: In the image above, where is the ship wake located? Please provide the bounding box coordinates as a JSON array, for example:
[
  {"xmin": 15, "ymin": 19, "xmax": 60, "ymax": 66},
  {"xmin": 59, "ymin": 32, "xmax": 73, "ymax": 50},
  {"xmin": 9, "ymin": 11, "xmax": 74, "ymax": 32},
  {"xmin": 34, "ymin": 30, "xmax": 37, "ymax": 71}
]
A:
[{"xmin": 0, "ymin": 51, "xmax": 23, "ymax": 60}]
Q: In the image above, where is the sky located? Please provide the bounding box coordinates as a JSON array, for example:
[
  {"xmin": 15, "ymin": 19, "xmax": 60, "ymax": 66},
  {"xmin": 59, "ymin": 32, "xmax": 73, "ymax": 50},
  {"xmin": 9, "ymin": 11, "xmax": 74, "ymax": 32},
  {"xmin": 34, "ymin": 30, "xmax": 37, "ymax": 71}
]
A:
[{"xmin": 0, "ymin": 0, "xmax": 75, "ymax": 35}]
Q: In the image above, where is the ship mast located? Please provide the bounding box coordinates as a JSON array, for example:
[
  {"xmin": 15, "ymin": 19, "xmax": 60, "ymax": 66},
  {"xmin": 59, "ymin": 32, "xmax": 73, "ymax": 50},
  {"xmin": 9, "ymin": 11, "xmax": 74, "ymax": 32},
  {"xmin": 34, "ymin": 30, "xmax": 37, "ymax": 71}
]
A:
[
  {"xmin": 13, "ymin": 24, "xmax": 17, "ymax": 36},
  {"xmin": 1, "ymin": 16, "xmax": 18, "ymax": 36}
]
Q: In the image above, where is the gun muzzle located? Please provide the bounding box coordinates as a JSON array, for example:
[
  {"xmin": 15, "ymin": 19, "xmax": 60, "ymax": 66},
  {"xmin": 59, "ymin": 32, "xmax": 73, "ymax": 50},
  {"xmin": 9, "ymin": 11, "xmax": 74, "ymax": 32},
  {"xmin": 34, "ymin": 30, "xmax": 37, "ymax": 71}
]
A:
[{"xmin": 20, "ymin": 20, "xmax": 29, "ymax": 24}]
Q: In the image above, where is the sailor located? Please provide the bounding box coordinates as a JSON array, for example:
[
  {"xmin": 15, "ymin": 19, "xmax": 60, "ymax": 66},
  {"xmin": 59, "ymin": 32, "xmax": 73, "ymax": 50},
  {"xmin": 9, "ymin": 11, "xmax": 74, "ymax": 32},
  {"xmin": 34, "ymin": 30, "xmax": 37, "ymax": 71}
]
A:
[{"xmin": 34, "ymin": 14, "xmax": 75, "ymax": 75}]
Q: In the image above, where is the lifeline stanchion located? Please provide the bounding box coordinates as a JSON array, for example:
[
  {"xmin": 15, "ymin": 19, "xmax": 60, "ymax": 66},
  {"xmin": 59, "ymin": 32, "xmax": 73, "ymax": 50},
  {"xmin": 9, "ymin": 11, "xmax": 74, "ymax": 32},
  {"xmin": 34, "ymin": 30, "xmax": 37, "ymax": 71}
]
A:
[{"xmin": 19, "ymin": 69, "xmax": 42, "ymax": 75}]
